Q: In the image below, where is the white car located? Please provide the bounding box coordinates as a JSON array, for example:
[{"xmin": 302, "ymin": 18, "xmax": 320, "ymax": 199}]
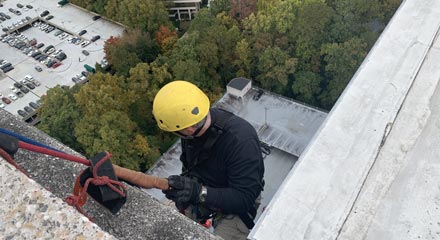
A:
[
  {"xmin": 32, "ymin": 80, "xmax": 41, "ymax": 86},
  {"xmin": 24, "ymin": 74, "xmax": 34, "ymax": 81},
  {"xmin": 8, "ymin": 94, "xmax": 18, "ymax": 101},
  {"xmin": 9, "ymin": 86, "xmax": 18, "ymax": 93},
  {"xmin": 0, "ymin": 103, "xmax": 5, "ymax": 108}
]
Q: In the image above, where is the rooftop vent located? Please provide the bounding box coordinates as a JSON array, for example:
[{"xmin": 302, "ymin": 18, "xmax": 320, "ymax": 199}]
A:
[{"xmin": 227, "ymin": 77, "xmax": 252, "ymax": 98}]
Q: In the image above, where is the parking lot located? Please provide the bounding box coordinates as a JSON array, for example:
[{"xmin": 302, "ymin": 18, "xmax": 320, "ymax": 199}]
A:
[{"xmin": 0, "ymin": 0, "xmax": 125, "ymax": 120}]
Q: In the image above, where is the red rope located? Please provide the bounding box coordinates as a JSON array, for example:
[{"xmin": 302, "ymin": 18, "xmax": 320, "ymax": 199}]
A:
[
  {"xmin": 65, "ymin": 152, "xmax": 126, "ymax": 218},
  {"xmin": 18, "ymin": 141, "xmax": 91, "ymax": 166}
]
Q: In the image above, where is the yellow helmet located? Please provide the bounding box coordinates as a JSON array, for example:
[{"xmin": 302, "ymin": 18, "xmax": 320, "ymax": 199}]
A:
[{"xmin": 152, "ymin": 81, "xmax": 210, "ymax": 132}]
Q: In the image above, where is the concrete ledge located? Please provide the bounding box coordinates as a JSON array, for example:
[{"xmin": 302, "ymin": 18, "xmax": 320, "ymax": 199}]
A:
[{"xmin": 0, "ymin": 109, "xmax": 219, "ymax": 239}]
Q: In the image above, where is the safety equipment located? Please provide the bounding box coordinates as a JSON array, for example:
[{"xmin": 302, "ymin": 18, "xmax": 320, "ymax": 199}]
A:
[
  {"xmin": 162, "ymin": 175, "xmax": 202, "ymax": 205},
  {"xmin": 152, "ymin": 81, "xmax": 210, "ymax": 132}
]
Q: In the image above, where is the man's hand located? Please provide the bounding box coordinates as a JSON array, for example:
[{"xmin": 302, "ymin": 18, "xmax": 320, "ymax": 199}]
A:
[{"xmin": 163, "ymin": 175, "xmax": 202, "ymax": 205}]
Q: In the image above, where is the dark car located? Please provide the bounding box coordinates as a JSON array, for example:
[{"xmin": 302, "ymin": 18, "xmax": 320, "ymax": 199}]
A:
[
  {"xmin": 26, "ymin": 5, "xmax": 33, "ymax": 9},
  {"xmin": 81, "ymin": 71, "xmax": 89, "ymax": 77},
  {"xmin": 8, "ymin": 8, "xmax": 14, "ymax": 13},
  {"xmin": 2, "ymin": 27, "xmax": 8, "ymax": 32},
  {"xmin": 35, "ymin": 66, "xmax": 42, "ymax": 72},
  {"xmin": 35, "ymin": 43, "xmax": 44, "ymax": 48},
  {"xmin": 92, "ymin": 15, "xmax": 101, "ymax": 21},
  {"xmin": 43, "ymin": 45, "xmax": 54, "ymax": 53},
  {"xmin": 40, "ymin": 10, "xmax": 49, "ymax": 17},
  {"xmin": 13, "ymin": 82, "xmax": 23, "ymax": 88},
  {"xmin": 0, "ymin": 62, "xmax": 11, "ymax": 70},
  {"xmin": 91, "ymin": 35, "xmax": 100, "ymax": 42},
  {"xmin": 16, "ymin": 91, "xmax": 24, "ymax": 98},
  {"xmin": 17, "ymin": 109, "xmax": 27, "ymax": 117},
  {"xmin": 78, "ymin": 30, "xmax": 87, "ymax": 36},
  {"xmin": 24, "ymin": 106, "xmax": 34, "ymax": 113},
  {"xmin": 3, "ymin": 66, "xmax": 14, "ymax": 73},
  {"xmin": 29, "ymin": 102, "xmax": 39, "ymax": 109},
  {"xmin": 19, "ymin": 86, "xmax": 29, "ymax": 94},
  {"xmin": 82, "ymin": 50, "xmax": 89, "ymax": 56},
  {"xmin": 25, "ymin": 83, "xmax": 35, "ymax": 89},
  {"xmin": 45, "ymin": 15, "xmax": 53, "ymax": 21},
  {"xmin": 2, "ymin": 97, "xmax": 11, "ymax": 104},
  {"xmin": 55, "ymin": 52, "xmax": 66, "ymax": 61},
  {"xmin": 15, "ymin": 10, "xmax": 21, "ymax": 15},
  {"xmin": 17, "ymin": 3, "xmax": 24, "ymax": 8},
  {"xmin": 46, "ymin": 60, "xmax": 56, "ymax": 68}
]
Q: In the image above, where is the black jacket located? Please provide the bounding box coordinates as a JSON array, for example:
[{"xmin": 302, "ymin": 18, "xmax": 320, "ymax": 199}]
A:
[{"xmin": 180, "ymin": 108, "xmax": 264, "ymax": 216}]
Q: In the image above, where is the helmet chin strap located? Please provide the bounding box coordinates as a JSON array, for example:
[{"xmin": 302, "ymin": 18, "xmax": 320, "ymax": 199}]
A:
[{"xmin": 174, "ymin": 115, "xmax": 208, "ymax": 140}]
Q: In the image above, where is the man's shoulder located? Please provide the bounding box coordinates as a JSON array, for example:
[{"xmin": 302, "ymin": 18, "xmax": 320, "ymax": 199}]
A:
[{"xmin": 211, "ymin": 108, "xmax": 257, "ymax": 139}]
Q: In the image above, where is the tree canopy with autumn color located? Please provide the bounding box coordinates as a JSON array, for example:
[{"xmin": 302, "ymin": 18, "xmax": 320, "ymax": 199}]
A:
[{"xmin": 38, "ymin": 0, "xmax": 403, "ymax": 171}]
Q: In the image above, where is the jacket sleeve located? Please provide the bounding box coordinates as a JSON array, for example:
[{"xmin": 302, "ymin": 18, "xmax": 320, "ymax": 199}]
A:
[{"xmin": 204, "ymin": 137, "xmax": 264, "ymax": 215}]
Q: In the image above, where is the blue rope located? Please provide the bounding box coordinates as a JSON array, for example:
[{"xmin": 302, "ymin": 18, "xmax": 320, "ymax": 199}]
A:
[{"xmin": 0, "ymin": 128, "xmax": 63, "ymax": 153}]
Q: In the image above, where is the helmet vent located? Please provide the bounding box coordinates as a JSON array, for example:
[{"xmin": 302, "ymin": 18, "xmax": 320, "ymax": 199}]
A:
[
  {"xmin": 191, "ymin": 107, "xmax": 199, "ymax": 115},
  {"xmin": 176, "ymin": 125, "xmax": 180, "ymax": 128}
]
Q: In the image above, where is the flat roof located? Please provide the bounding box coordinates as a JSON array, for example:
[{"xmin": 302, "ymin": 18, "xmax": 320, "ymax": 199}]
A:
[
  {"xmin": 250, "ymin": 0, "xmax": 440, "ymax": 239},
  {"xmin": 228, "ymin": 77, "xmax": 250, "ymax": 91}
]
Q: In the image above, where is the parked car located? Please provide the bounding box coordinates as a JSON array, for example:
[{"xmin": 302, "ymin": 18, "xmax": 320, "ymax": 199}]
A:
[
  {"xmin": 78, "ymin": 30, "xmax": 87, "ymax": 36},
  {"xmin": 26, "ymin": 5, "xmax": 33, "ymax": 9},
  {"xmin": 91, "ymin": 35, "xmax": 100, "ymax": 42},
  {"xmin": 82, "ymin": 50, "xmax": 89, "ymax": 56},
  {"xmin": 35, "ymin": 66, "xmax": 42, "ymax": 72},
  {"xmin": 52, "ymin": 62, "xmax": 61, "ymax": 68},
  {"xmin": 45, "ymin": 15, "xmax": 53, "ymax": 20},
  {"xmin": 40, "ymin": 10, "xmax": 49, "ymax": 17},
  {"xmin": 13, "ymin": 82, "xmax": 23, "ymax": 88},
  {"xmin": 16, "ymin": 91, "xmax": 24, "ymax": 98},
  {"xmin": 35, "ymin": 43, "xmax": 44, "ymax": 48},
  {"xmin": 17, "ymin": 109, "xmax": 27, "ymax": 117},
  {"xmin": 8, "ymin": 94, "xmax": 18, "ymax": 100},
  {"xmin": 25, "ymin": 83, "xmax": 35, "ymax": 89},
  {"xmin": 92, "ymin": 15, "xmax": 101, "ymax": 21},
  {"xmin": 24, "ymin": 106, "xmax": 33, "ymax": 113},
  {"xmin": 19, "ymin": 86, "xmax": 29, "ymax": 94},
  {"xmin": 16, "ymin": 3, "xmax": 24, "ymax": 8},
  {"xmin": 1, "ymin": 97, "xmax": 11, "ymax": 104},
  {"xmin": 29, "ymin": 101, "xmax": 40, "ymax": 109},
  {"xmin": 31, "ymin": 80, "xmax": 41, "ymax": 86},
  {"xmin": 0, "ymin": 103, "xmax": 4, "ymax": 108},
  {"xmin": 2, "ymin": 66, "xmax": 13, "ymax": 73}
]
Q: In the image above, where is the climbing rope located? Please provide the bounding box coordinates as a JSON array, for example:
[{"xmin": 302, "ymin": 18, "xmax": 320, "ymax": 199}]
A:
[{"xmin": 0, "ymin": 129, "xmax": 127, "ymax": 220}]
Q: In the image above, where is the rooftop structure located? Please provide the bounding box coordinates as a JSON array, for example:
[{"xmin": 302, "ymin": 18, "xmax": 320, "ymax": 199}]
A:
[{"xmin": 168, "ymin": 0, "xmax": 202, "ymax": 21}]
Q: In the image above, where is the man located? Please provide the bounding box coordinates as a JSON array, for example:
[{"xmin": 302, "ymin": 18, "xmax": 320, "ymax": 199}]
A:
[{"xmin": 152, "ymin": 80, "xmax": 265, "ymax": 240}]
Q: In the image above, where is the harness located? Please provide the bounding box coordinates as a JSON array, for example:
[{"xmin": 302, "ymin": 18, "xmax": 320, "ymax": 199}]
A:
[{"xmin": 180, "ymin": 109, "xmax": 261, "ymax": 229}]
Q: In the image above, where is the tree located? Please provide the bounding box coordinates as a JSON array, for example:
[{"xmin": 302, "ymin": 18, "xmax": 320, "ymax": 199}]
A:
[
  {"xmin": 319, "ymin": 38, "xmax": 368, "ymax": 109},
  {"xmin": 37, "ymin": 85, "xmax": 84, "ymax": 153},
  {"xmin": 256, "ymin": 46, "xmax": 296, "ymax": 93},
  {"xmin": 292, "ymin": 71, "xmax": 322, "ymax": 105},
  {"xmin": 104, "ymin": 30, "xmax": 159, "ymax": 76}
]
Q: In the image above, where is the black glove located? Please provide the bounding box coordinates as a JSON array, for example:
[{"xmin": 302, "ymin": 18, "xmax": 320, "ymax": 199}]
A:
[{"xmin": 162, "ymin": 175, "xmax": 202, "ymax": 205}]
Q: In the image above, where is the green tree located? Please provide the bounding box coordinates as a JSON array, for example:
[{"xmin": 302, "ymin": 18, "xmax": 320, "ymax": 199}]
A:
[
  {"xmin": 292, "ymin": 71, "xmax": 322, "ymax": 105},
  {"xmin": 37, "ymin": 85, "xmax": 84, "ymax": 153},
  {"xmin": 104, "ymin": 30, "xmax": 159, "ymax": 76},
  {"xmin": 319, "ymin": 38, "xmax": 368, "ymax": 109}
]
